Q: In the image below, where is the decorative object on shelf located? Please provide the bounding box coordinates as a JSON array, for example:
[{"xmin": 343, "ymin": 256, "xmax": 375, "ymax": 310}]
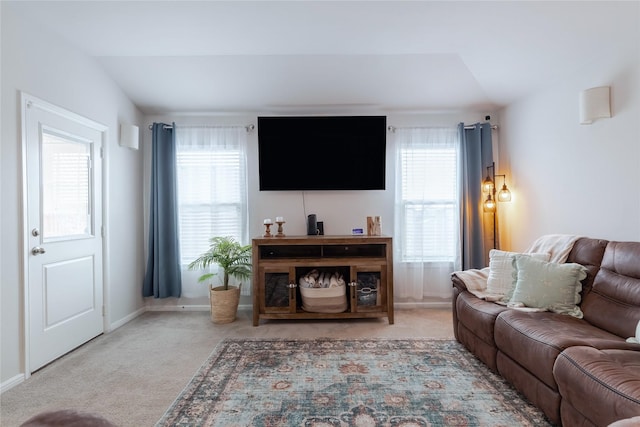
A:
[
  {"xmin": 366, "ymin": 216, "xmax": 381, "ymax": 236},
  {"xmin": 352, "ymin": 228, "xmax": 364, "ymax": 235},
  {"xmin": 579, "ymin": 86, "xmax": 611, "ymax": 125},
  {"xmin": 263, "ymin": 219, "xmax": 273, "ymax": 237},
  {"xmin": 307, "ymin": 214, "xmax": 318, "ymax": 235},
  {"xmin": 275, "ymin": 218, "xmax": 286, "ymax": 237},
  {"xmin": 482, "ymin": 162, "xmax": 512, "ymax": 212},
  {"xmin": 188, "ymin": 236, "xmax": 252, "ymax": 324},
  {"xmin": 298, "ymin": 269, "xmax": 346, "ymax": 289}
]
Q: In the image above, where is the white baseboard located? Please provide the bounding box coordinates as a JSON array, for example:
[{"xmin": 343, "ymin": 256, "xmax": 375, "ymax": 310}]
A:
[
  {"xmin": 145, "ymin": 304, "xmax": 210, "ymax": 312},
  {"xmin": 143, "ymin": 303, "xmax": 448, "ymax": 311},
  {"xmin": 107, "ymin": 307, "xmax": 147, "ymax": 332},
  {"xmin": 1, "ymin": 374, "xmax": 25, "ymax": 394},
  {"xmin": 145, "ymin": 304, "xmax": 253, "ymax": 312},
  {"xmin": 395, "ymin": 301, "xmax": 452, "ymax": 309}
]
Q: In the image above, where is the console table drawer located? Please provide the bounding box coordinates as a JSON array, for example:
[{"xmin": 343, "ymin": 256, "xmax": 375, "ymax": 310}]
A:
[{"xmin": 322, "ymin": 244, "xmax": 386, "ymax": 258}]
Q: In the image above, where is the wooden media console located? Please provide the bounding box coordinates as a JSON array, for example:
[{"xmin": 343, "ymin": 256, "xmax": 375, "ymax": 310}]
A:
[{"xmin": 252, "ymin": 235, "xmax": 393, "ymax": 326}]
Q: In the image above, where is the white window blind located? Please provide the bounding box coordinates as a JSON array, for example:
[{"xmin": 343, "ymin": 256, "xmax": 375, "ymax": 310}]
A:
[
  {"xmin": 395, "ymin": 127, "xmax": 459, "ymax": 263},
  {"xmin": 175, "ymin": 126, "xmax": 248, "ymax": 267},
  {"xmin": 41, "ymin": 130, "xmax": 92, "ymax": 239}
]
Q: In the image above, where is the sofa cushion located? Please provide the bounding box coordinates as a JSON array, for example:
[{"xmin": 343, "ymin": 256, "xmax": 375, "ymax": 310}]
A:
[
  {"xmin": 565, "ymin": 237, "xmax": 608, "ymax": 298},
  {"xmin": 454, "ymin": 291, "xmax": 511, "ymax": 372},
  {"xmin": 486, "ymin": 250, "xmax": 550, "ymax": 299},
  {"xmin": 510, "ymin": 255, "xmax": 587, "ymax": 317},
  {"xmin": 456, "ymin": 292, "xmax": 508, "ymax": 345},
  {"xmin": 496, "ymin": 350, "xmax": 563, "ymax": 425},
  {"xmin": 456, "ymin": 291, "xmax": 510, "ymax": 345},
  {"xmin": 582, "ymin": 241, "xmax": 640, "ymax": 338},
  {"xmin": 494, "ymin": 310, "xmax": 624, "ymax": 390},
  {"xmin": 554, "ymin": 346, "xmax": 640, "ymax": 426}
]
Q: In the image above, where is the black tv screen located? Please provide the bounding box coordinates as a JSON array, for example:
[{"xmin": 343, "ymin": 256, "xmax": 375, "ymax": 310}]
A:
[{"xmin": 258, "ymin": 116, "xmax": 387, "ymax": 191}]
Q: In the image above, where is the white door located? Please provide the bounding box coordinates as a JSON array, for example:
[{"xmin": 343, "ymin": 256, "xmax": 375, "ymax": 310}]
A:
[{"xmin": 23, "ymin": 94, "xmax": 105, "ymax": 372}]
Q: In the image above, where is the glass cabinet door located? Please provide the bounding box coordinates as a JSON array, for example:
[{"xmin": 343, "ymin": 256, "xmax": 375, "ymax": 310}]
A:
[
  {"xmin": 349, "ymin": 265, "xmax": 386, "ymax": 312},
  {"xmin": 261, "ymin": 266, "xmax": 296, "ymax": 313}
]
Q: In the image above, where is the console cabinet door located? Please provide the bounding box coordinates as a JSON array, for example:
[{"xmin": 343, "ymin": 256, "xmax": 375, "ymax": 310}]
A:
[
  {"xmin": 349, "ymin": 265, "xmax": 387, "ymax": 313},
  {"xmin": 260, "ymin": 266, "xmax": 297, "ymax": 314}
]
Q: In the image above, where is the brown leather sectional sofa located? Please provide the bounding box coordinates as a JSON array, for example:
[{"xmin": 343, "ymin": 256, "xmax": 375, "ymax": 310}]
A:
[{"xmin": 451, "ymin": 238, "xmax": 640, "ymax": 426}]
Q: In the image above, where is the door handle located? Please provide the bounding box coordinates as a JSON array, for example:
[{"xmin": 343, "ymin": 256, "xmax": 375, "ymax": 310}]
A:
[{"xmin": 31, "ymin": 247, "xmax": 46, "ymax": 255}]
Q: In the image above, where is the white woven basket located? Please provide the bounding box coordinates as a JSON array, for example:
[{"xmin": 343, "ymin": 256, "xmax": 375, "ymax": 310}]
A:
[{"xmin": 300, "ymin": 284, "xmax": 347, "ymax": 313}]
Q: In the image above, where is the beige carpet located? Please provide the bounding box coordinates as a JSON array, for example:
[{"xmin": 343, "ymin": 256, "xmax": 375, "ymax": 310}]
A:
[{"xmin": 0, "ymin": 307, "xmax": 453, "ymax": 427}]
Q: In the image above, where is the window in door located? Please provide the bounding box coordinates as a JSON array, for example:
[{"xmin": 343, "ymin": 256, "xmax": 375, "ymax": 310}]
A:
[{"xmin": 41, "ymin": 128, "xmax": 93, "ymax": 241}]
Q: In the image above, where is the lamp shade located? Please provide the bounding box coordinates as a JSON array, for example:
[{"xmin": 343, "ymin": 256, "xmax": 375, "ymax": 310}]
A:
[
  {"xmin": 497, "ymin": 184, "xmax": 512, "ymax": 202},
  {"xmin": 119, "ymin": 123, "xmax": 139, "ymax": 150},
  {"xmin": 579, "ymin": 86, "xmax": 611, "ymax": 125},
  {"xmin": 483, "ymin": 194, "xmax": 496, "ymax": 212},
  {"xmin": 482, "ymin": 175, "xmax": 494, "ymax": 193}
]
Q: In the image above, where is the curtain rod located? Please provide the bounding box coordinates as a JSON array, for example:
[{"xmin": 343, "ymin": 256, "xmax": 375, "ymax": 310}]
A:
[
  {"xmin": 464, "ymin": 124, "xmax": 498, "ymax": 130},
  {"xmin": 387, "ymin": 124, "xmax": 498, "ymax": 133},
  {"xmin": 148, "ymin": 124, "xmax": 255, "ymax": 132}
]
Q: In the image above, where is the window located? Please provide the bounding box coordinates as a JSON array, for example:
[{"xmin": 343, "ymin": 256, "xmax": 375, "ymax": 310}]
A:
[
  {"xmin": 41, "ymin": 129, "xmax": 92, "ymax": 240},
  {"xmin": 175, "ymin": 127, "xmax": 248, "ymax": 266},
  {"xmin": 395, "ymin": 127, "xmax": 459, "ymax": 263}
]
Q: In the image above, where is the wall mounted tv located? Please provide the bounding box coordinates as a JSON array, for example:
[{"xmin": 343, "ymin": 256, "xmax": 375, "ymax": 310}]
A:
[{"xmin": 258, "ymin": 116, "xmax": 387, "ymax": 191}]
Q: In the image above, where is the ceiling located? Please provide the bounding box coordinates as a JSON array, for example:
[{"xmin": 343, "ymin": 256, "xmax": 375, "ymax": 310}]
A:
[{"xmin": 7, "ymin": 1, "xmax": 639, "ymax": 115}]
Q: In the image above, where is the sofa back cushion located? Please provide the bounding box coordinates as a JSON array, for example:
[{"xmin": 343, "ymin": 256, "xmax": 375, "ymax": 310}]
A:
[
  {"xmin": 566, "ymin": 237, "xmax": 608, "ymax": 298},
  {"xmin": 581, "ymin": 241, "xmax": 640, "ymax": 338}
]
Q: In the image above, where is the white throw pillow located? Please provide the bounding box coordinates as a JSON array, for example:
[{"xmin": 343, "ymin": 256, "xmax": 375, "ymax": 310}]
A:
[{"xmin": 486, "ymin": 250, "xmax": 550, "ymax": 300}]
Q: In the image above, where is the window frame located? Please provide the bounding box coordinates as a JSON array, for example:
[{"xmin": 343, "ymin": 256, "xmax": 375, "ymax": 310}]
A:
[
  {"xmin": 174, "ymin": 127, "xmax": 248, "ymax": 267},
  {"xmin": 395, "ymin": 128, "xmax": 459, "ymax": 264}
]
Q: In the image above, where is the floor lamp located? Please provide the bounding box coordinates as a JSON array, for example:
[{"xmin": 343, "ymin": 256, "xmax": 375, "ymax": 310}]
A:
[{"xmin": 482, "ymin": 162, "xmax": 512, "ymax": 249}]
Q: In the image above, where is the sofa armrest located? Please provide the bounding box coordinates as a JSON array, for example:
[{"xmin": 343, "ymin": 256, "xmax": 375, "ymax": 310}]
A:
[{"xmin": 451, "ymin": 273, "xmax": 469, "ymax": 293}]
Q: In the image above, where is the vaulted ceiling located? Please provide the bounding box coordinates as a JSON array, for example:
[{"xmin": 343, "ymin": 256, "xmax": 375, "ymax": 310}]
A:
[{"xmin": 7, "ymin": 1, "xmax": 639, "ymax": 114}]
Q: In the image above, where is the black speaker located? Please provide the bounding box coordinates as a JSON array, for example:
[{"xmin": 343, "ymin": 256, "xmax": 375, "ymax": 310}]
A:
[{"xmin": 307, "ymin": 214, "xmax": 318, "ymax": 235}]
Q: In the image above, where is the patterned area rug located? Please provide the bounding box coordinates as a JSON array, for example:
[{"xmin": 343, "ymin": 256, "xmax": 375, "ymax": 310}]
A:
[{"xmin": 157, "ymin": 339, "xmax": 552, "ymax": 426}]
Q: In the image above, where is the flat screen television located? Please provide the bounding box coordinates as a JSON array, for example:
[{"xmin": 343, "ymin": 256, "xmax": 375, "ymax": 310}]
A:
[{"xmin": 258, "ymin": 116, "xmax": 387, "ymax": 191}]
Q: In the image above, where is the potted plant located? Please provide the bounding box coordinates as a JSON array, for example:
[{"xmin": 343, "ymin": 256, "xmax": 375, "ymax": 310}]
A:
[{"xmin": 188, "ymin": 236, "xmax": 252, "ymax": 324}]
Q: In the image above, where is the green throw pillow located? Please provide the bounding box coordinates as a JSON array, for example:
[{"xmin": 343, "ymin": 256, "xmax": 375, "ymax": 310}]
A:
[
  {"xmin": 510, "ymin": 255, "xmax": 587, "ymax": 318},
  {"xmin": 486, "ymin": 250, "xmax": 550, "ymax": 301}
]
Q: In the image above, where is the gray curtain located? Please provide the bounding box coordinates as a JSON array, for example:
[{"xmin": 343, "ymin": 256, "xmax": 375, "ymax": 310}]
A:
[
  {"xmin": 143, "ymin": 123, "xmax": 182, "ymax": 298},
  {"xmin": 459, "ymin": 122, "xmax": 493, "ymax": 270}
]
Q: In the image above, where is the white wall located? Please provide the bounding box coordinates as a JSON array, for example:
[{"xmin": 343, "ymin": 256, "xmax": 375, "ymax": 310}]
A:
[
  {"xmin": 1, "ymin": 4, "xmax": 145, "ymax": 387},
  {"xmin": 143, "ymin": 112, "xmax": 489, "ymax": 309},
  {"xmin": 498, "ymin": 43, "xmax": 640, "ymax": 251}
]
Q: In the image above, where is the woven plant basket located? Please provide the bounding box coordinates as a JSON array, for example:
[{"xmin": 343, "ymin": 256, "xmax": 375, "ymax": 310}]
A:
[{"xmin": 209, "ymin": 285, "xmax": 241, "ymax": 324}]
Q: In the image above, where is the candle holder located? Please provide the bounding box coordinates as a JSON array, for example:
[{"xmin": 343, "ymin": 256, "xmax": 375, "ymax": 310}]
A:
[
  {"xmin": 275, "ymin": 221, "xmax": 286, "ymax": 237},
  {"xmin": 263, "ymin": 223, "xmax": 273, "ymax": 237}
]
